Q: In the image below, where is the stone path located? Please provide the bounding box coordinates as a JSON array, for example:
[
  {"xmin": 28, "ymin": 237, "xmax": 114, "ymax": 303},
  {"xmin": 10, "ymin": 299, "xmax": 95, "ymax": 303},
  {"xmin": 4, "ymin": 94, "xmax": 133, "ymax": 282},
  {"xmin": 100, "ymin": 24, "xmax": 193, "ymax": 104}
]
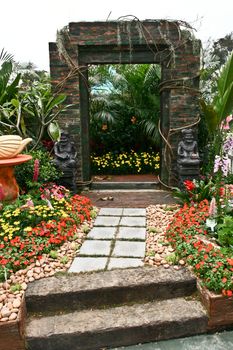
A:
[{"xmin": 69, "ymin": 208, "xmax": 146, "ymax": 273}]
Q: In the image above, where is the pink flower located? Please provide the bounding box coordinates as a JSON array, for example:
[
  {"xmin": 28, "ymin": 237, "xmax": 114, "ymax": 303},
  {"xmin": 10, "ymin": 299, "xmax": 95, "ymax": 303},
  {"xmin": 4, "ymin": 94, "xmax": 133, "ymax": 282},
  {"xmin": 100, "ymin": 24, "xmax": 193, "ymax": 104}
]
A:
[
  {"xmin": 209, "ymin": 197, "xmax": 217, "ymax": 217},
  {"xmin": 20, "ymin": 198, "xmax": 34, "ymax": 210},
  {"xmin": 32, "ymin": 159, "xmax": 40, "ymax": 182},
  {"xmin": 221, "ymin": 115, "xmax": 233, "ymax": 130}
]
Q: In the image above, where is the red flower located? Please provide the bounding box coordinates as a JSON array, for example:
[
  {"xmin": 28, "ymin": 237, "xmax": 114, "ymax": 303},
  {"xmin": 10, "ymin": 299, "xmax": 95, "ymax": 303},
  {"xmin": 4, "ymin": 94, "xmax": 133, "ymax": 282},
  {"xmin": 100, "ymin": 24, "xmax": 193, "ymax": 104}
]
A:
[
  {"xmin": 227, "ymin": 258, "xmax": 233, "ymax": 266},
  {"xmin": 222, "ymin": 277, "xmax": 228, "ymax": 283},
  {"xmin": 223, "ymin": 289, "xmax": 233, "ymax": 297},
  {"xmin": 184, "ymin": 180, "xmax": 195, "ymax": 191},
  {"xmin": 219, "ymin": 187, "xmax": 225, "ymax": 197}
]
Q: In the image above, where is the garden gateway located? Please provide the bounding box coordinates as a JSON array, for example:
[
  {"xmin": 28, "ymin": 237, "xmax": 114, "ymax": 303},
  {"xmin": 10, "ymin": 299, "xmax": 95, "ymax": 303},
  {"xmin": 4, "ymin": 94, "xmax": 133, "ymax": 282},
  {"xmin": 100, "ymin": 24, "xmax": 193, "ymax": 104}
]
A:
[{"xmin": 49, "ymin": 20, "xmax": 201, "ymax": 186}]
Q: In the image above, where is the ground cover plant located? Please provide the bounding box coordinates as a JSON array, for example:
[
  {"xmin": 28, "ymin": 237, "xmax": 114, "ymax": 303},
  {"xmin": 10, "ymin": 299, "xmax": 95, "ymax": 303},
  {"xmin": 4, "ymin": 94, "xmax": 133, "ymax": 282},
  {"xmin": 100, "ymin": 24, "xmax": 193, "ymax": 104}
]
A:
[{"xmin": 91, "ymin": 150, "xmax": 160, "ymax": 175}]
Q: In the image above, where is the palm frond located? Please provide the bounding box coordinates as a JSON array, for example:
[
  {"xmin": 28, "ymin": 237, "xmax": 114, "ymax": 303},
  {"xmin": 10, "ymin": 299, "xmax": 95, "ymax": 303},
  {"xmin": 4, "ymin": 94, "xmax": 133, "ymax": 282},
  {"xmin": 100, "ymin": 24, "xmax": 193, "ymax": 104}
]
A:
[{"xmin": 0, "ymin": 48, "xmax": 14, "ymax": 63}]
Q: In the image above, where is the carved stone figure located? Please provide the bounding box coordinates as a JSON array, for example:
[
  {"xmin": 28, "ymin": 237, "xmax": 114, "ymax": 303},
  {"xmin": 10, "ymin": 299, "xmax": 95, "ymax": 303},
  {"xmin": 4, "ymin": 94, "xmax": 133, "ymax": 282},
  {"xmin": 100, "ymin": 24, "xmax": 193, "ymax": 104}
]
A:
[
  {"xmin": 177, "ymin": 128, "xmax": 200, "ymax": 187},
  {"xmin": 177, "ymin": 129, "xmax": 200, "ymax": 166},
  {"xmin": 53, "ymin": 131, "xmax": 77, "ymax": 192}
]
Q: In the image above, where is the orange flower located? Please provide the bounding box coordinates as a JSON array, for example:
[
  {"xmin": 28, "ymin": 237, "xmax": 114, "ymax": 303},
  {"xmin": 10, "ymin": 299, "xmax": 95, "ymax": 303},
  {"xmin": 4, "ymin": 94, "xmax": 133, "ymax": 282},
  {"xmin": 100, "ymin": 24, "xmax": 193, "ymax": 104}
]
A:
[
  {"xmin": 227, "ymin": 258, "xmax": 233, "ymax": 266},
  {"xmin": 222, "ymin": 277, "xmax": 228, "ymax": 283},
  {"xmin": 131, "ymin": 116, "xmax": 137, "ymax": 124},
  {"xmin": 101, "ymin": 124, "xmax": 108, "ymax": 131}
]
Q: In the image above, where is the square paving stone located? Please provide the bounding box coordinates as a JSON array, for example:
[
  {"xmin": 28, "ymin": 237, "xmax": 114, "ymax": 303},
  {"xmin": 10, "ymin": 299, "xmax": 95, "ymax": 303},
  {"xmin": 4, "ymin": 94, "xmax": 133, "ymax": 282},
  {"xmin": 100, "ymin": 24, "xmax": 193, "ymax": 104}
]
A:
[
  {"xmin": 69, "ymin": 257, "xmax": 107, "ymax": 273},
  {"xmin": 87, "ymin": 227, "xmax": 117, "ymax": 240},
  {"xmin": 122, "ymin": 208, "xmax": 146, "ymax": 216},
  {"xmin": 112, "ymin": 241, "xmax": 146, "ymax": 258},
  {"xmin": 99, "ymin": 208, "xmax": 123, "ymax": 216},
  {"xmin": 108, "ymin": 258, "xmax": 144, "ymax": 270},
  {"xmin": 79, "ymin": 240, "xmax": 112, "ymax": 256},
  {"xmin": 94, "ymin": 216, "xmax": 120, "ymax": 227},
  {"xmin": 119, "ymin": 216, "xmax": 146, "ymax": 227},
  {"xmin": 117, "ymin": 227, "xmax": 146, "ymax": 241}
]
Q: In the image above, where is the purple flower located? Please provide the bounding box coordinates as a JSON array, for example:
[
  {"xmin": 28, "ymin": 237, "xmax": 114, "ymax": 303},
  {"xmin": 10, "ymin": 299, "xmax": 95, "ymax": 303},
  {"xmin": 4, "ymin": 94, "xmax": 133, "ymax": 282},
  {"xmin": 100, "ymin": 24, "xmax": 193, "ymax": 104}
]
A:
[
  {"xmin": 214, "ymin": 155, "xmax": 230, "ymax": 176},
  {"xmin": 223, "ymin": 134, "xmax": 233, "ymax": 154}
]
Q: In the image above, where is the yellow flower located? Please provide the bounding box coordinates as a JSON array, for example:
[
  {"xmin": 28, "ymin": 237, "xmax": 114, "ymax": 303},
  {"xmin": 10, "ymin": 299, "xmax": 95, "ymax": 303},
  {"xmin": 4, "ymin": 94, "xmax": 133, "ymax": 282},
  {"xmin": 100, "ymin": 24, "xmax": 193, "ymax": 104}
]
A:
[{"xmin": 24, "ymin": 226, "xmax": 33, "ymax": 232}]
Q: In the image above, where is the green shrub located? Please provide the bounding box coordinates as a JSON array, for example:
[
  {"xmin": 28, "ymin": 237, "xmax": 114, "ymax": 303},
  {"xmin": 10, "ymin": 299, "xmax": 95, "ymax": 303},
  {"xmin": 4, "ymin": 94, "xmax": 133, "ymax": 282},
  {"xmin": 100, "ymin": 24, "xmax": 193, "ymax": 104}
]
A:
[{"xmin": 15, "ymin": 149, "xmax": 61, "ymax": 193}]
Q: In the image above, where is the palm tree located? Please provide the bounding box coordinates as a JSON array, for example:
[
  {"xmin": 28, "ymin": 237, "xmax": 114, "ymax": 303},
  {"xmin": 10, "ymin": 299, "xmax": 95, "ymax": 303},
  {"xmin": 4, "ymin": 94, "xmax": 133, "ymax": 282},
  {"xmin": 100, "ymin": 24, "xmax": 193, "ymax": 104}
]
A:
[{"xmin": 89, "ymin": 63, "xmax": 161, "ymax": 153}]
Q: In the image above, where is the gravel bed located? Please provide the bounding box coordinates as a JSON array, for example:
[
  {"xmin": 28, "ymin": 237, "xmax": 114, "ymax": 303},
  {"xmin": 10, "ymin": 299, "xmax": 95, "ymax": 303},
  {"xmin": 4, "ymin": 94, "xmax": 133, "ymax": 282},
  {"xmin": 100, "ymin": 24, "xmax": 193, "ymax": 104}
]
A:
[{"xmin": 145, "ymin": 204, "xmax": 185, "ymax": 269}]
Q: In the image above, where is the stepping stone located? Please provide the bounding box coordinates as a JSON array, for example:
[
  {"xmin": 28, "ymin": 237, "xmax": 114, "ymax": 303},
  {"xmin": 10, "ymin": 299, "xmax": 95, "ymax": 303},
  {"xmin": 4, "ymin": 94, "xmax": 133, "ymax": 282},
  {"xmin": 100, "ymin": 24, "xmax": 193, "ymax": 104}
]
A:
[
  {"xmin": 112, "ymin": 241, "xmax": 146, "ymax": 258},
  {"xmin": 68, "ymin": 257, "xmax": 107, "ymax": 273},
  {"xmin": 94, "ymin": 216, "xmax": 120, "ymax": 227},
  {"xmin": 87, "ymin": 227, "xmax": 117, "ymax": 240},
  {"xmin": 99, "ymin": 208, "xmax": 123, "ymax": 216},
  {"xmin": 117, "ymin": 227, "xmax": 146, "ymax": 241},
  {"xmin": 122, "ymin": 208, "xmax": 146, "ymax": 216},
  {"xmin": 108, "ymin": 258, "xmax": 144, "ymax": 270},
  {"xmin": 119, "ymin": 216, "xmax": 146, "ymax": 227},
  {"xmin": 79, "ymin": 240, "xmax": 112, "ymax": 256}
]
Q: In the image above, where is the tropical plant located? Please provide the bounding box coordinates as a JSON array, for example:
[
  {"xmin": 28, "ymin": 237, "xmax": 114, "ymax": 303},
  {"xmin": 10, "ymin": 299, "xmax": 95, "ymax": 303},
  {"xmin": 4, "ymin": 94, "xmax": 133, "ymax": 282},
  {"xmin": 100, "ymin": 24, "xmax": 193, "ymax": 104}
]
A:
[
  {"xmin": 22, "ymin": 78, "xmax": 67, "ymax": 149},
  {"xmin": 0, "ymin": 49, "xmax": 21, "ymax": 106},
  {"xmin": 0, "ymin": 65, "xmax": 67, "ymax": 148},
  {"xmin": 172, "ymin": 178, "xmax": 215, "ymax": 204},
  {"xmin": 89, "ymin": 64, "xmax": 161, "ymax": 154},
  {"xmin": 200, "ymin": 51, "xmax": 233, "ymax": 136}
]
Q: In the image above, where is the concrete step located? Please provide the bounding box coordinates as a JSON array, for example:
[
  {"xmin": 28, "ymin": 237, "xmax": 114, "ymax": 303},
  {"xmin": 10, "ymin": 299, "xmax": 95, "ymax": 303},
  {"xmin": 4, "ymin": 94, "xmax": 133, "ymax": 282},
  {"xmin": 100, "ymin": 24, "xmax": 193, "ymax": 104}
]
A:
[
  {"xmin": 91, "ymin": 181, "xmax": 160, "ymax": 190},
  {"xmin": 25, "ymin": 266, "xmax": 196, "ymax": 314},
  {"xmin": 25, "ymin": 297, "xmax": 208, "ymax": 350}
]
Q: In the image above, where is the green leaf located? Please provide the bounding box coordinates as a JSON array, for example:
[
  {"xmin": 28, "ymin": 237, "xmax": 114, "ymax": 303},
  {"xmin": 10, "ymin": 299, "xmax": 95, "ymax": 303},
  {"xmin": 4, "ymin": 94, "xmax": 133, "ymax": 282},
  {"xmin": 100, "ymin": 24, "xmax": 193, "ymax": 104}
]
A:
[
  {"xmin": 45, "ymin": 94, "xmax": 66, "ymax": 111},
  {"xmin": 219, "ymin": 82, "xmax": 233, "ymax": 120},
  {"xmin": 199, "ymin": 99, "xmax": 219, "ymax": 133},
  {"xmin": 47, "ymin": 121, "xmax": 61, "ymax": 141},
  {"xmin": 217, "ymin": 51, "xmax": 233, "ymax": 98}
]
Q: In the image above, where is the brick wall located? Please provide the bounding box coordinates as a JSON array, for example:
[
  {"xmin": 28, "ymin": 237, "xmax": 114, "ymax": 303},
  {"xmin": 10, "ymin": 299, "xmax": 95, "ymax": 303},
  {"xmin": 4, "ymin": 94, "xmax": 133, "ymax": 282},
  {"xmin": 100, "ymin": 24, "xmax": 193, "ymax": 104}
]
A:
[{"xmin": 49, "ymin": 20, "xmax": 201, "ymax": 186}]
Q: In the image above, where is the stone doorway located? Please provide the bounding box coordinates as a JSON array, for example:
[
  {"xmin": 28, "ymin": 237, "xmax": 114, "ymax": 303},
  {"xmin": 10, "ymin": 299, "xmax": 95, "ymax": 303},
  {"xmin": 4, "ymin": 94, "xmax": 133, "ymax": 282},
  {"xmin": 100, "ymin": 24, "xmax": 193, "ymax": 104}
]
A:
[{"xmin": 49, "ymin": 20, "xmax": 200, "ymax": 187}]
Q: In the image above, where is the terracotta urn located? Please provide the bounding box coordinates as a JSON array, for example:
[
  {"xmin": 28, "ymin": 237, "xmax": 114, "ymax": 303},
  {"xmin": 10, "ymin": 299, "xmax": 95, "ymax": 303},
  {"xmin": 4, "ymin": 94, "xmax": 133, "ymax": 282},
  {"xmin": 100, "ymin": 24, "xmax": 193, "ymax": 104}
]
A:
[{"xmin": 0, "ymin": 135, "xmax": 33, "ymax": 201}]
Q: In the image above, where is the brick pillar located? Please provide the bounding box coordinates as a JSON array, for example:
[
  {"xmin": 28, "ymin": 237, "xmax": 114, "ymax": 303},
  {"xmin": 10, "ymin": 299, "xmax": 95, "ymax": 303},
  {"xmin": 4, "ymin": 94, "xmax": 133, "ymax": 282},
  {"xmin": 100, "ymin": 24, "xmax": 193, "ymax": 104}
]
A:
[{"xmin": 49, "ymin": 42, "xmax": 83, "ymax": 180}]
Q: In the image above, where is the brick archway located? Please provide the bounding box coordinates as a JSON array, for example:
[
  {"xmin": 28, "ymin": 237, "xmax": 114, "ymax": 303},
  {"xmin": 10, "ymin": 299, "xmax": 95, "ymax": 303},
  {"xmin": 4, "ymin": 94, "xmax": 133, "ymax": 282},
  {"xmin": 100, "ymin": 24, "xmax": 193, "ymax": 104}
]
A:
[{"xmin": 49, "ymin": 20, "xmax": 200, "ymax": 187}]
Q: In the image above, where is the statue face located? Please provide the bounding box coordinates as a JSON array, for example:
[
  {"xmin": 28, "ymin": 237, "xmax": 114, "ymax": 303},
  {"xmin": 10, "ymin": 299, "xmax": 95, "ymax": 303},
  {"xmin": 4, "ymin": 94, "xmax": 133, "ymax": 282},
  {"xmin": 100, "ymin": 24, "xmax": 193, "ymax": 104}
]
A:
[
  {"xmin": 184, "ymin": 133, "xmax": 194, "ymax": 142},
  {"xmin": 60, "ymin": 133, "xmax": 69, "ymax": 143}
]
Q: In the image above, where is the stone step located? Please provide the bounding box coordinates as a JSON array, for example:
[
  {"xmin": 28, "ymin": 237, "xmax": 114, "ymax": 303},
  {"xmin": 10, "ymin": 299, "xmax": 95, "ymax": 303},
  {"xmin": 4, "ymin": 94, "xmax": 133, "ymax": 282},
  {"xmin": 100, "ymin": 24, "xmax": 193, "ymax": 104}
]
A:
[
  {"xmin": 25, "ymin": 297, "xmax": 208, "ymax": 350},
  {"xmin": 91, "ymin": 181, "xmax": 160, "ymax": 190},
  {"xmin": 25, "ymin": 266, "xmax": 196, "ymax": 314}
]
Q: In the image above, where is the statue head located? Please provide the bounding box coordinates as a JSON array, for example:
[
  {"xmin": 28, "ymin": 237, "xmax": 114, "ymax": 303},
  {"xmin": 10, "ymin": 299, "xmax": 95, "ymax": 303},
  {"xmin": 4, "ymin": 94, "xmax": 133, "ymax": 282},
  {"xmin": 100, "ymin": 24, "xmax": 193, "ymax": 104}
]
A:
[
  {"xmin": 59, "ymin": 131, "xmax": 69, "ymax": 144},
  {"xmin": 182, "ymin": 129, "xmax": 194, "ymax": 142}
]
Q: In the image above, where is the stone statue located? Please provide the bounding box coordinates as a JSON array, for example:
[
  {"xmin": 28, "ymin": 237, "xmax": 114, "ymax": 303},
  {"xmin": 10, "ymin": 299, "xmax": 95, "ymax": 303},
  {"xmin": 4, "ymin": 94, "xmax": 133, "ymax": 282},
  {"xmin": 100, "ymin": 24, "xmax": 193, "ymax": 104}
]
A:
[
  {"xmin": 177, "ymin": 129, "xmax": 200, "ymax": 166},
  {"xmin": 177, "ymin": 128, "xmax": 200, "ymax": 187},
  {"xmin": 53, "ymin": 131, "xmax": 77, "ymax": 192}
]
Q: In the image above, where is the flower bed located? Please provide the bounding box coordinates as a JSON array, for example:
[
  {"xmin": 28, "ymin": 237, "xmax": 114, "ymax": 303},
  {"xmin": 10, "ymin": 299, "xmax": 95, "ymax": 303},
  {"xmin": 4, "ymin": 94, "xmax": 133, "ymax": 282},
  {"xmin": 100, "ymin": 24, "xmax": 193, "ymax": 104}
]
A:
[
  {"xmin": 165, "ymin": 199, "xmax": 233, "ymax": 328},
  {"xmin": 0, "ymin": 184, "xmax": 95, "ymax": 325},
  {"xmin": 91, "ymin": 150, "xmax": 160, "ymax": 175},
  {"xmin": 165, "ymin": 200, "xmax": 233, "ymax": 295},
  {"xmin": 0, "ymin": 185, "xmax": 93, "ymax": 278}
]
